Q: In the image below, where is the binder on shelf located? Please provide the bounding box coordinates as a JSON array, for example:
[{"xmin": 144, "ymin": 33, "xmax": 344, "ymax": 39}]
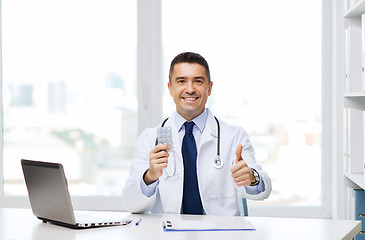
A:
[
  {"xmin": 362, "ymin": 14, "xmax": 365, "ymax": 91},
  {"xmin": 345, "ymin": 25, "xmax": 362, "ymax": 92},
  {"xmin": 344, "ymin": 108, "xmax": 351, "ymax": 172},
  {"xmin": 346, "ymin": 0, "xmax": 354, "ymax": 11},
  {"xmin": 354, "ymin": 189, "xmax": 365, "ymax": 240},
  {"xmin": 346, "ymin": 108, "xmax": 364, "ymax": 174},
  {"xmin": 345, "ymin": 0, "xmax": 349, "ymax": 12},
  {"xmin": 360, "ymin": 111, "xmax": 365, "ymax": 185}
]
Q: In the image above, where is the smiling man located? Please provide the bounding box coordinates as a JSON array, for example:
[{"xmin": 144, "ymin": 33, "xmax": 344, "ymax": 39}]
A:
[
  {"xmin": 168, "ymin": 60, "xmax": 212, "ymax": 122},
  {"xmin": 122, "ymin": 52, "xmax": 271, "ymax": 216}
]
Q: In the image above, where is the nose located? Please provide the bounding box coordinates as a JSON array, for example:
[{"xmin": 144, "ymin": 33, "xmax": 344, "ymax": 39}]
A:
[{"xmin": 186, "ymin": 81, "xmax": 195, "ymax": 93}]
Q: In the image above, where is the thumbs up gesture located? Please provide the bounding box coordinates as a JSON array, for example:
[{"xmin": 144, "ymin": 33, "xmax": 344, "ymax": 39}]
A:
[{"xmin": 230, "ymin": 144, "xmax": 255, "ymax": 187}]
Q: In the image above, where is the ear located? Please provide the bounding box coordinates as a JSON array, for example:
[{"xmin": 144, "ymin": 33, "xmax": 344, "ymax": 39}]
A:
[
  {"xmin": 208, "ymin": 81, "xmax": 213, "ymax": 96},
  {"xmin": 168, "ymin": 82, "xmax": 173, "ymax": 96}
]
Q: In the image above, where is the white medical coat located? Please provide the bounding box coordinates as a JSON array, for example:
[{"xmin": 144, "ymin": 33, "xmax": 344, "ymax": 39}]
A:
[{"xmin": 121, "ymin": 109, "xmax": 272, "ymax": 215}]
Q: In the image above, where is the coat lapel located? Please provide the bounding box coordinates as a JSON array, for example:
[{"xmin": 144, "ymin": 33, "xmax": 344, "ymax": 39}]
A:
[{"xmin": 198, "ymin": 110, "xmax": 218, "ymax": 150}]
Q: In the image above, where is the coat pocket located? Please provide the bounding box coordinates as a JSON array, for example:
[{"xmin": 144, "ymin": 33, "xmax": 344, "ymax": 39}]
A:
[{"xmin": 206, "ymin": 163, "xmax": 236, "ymax": 199}]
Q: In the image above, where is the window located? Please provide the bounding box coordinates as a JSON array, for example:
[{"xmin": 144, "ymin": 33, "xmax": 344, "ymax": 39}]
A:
[
  {"xmin": 162, "ymin": 0, "xmax": 323, "ymax": 213},
  {"xmin": 2, "ymin": 0, "xmax": 137, "ymax": 197},
  {"xmin": 1, "ymin": 0, "xmax": 330, "ymax": 217}
]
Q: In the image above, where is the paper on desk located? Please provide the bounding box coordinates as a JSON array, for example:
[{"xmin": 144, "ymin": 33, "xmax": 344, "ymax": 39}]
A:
[{"xmin": 162, "ymin": 219, "xmax": 255, "ymax": 231}]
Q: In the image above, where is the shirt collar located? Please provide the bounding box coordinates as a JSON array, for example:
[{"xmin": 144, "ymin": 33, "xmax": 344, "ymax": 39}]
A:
[{"xmin": 175, "ymin": 108, "xmax": 208, "ymax": 133}]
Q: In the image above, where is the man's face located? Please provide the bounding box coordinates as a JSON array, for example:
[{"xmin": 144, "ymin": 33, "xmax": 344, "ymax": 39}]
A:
[{"xmin": 168, "ymin": 63, "xmax": 213, "ymax": 121}]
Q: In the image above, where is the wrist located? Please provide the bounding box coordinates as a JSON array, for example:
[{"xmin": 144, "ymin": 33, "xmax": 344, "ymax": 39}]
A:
[{"xmin": 143, "ymin": 169, "xmax": 158, "ymax": 186}]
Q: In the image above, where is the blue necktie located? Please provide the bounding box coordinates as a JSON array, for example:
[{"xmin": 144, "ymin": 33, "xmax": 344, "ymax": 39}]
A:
[{"xmin": 182, "ymin": 121, "xmax": 203, "ymax": 215}]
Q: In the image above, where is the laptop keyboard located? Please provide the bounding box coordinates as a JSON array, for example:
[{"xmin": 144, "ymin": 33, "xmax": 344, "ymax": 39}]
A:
[{"xmin": 74, "ymin": 212, "xmax": 122, "ymax": 226}]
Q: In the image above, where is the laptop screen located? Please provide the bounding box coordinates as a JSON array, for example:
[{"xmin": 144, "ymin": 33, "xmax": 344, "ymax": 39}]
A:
[{"xmin": 21, "ymin": 159, "xmax": 76, "ymax": 225}]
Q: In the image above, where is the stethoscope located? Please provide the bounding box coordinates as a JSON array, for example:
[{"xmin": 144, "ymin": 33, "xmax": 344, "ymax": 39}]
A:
[{"xmin": 155, "ymin": 116, "xmax": 223, "ymax": 176}]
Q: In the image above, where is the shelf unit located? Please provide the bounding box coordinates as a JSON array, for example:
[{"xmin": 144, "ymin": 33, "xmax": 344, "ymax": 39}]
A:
[
  {"xmin": 343, "ymin": 2, "xmax": 365, "ymax": 237},
  {"xmin": 344, "ymin": 0, "xmax": 365, "ymax": 189}
]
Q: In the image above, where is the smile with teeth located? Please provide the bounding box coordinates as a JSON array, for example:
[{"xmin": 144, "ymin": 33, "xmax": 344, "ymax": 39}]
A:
[{"xmin": 183, "ymin": 97, "xmax": 198, "ymax": 101}]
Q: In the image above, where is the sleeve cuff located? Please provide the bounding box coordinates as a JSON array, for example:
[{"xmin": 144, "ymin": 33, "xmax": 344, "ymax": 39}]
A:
[
  {"xmin": 244, "ymin": 170, "xmax": 265, "ymax": 194},
  {"xmin": 140, "ymin": 170, "xmax": 159, "ymax": 198}
]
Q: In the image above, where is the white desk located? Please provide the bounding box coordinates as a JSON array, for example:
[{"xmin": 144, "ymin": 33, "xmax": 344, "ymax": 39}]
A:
[{"xmin": 0, "ymin": 208, "xmax": 361, "ymax": 240}]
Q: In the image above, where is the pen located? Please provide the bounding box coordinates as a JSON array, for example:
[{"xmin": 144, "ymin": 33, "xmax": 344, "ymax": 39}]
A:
[{"xmin": 135, "ymin": 218, "xmax": 142, "ymax": 226}]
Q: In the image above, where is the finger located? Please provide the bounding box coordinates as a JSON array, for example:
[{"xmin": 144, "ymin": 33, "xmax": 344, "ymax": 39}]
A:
[
  {"xmin": 235, "ymin": 144, "xmax": 243, "ymax": 163},
  {"xmin": 151, "ymin": 150, "xmax": 170, "ymax": 160},
  {"xmin": 232, "ymin": 168, "xmax": 249, "ymax": 181},
  {"xmin": 149, "ymin": 147, "xmax": 170, "ymax": 173},
  {"xmin": 152, "ymin": 144, "xmax": 170, "ymax": 154},
  {"xmin": 231, "ymin": 162, "xmax": 250, "ymax": 177},
  {"xmin": 151, "ymin": 157, "xmax": 168, "ymax": 165},
  {"xmin": 235, "ymin": 179, "xmax": 252, "ymax": 187},
  {"xmin": 150, "ymin": 152, "xmax": 169, "ymax": 167},
  {"xmin": 230, "ymin": 157, "xmax": 248, "ymax": 173},
  {"xmin": 149, "ymin": 158, "xmax": 169, "ymax": 175}
]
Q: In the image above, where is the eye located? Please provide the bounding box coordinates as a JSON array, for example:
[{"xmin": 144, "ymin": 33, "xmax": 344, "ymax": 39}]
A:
[{"xmin": 177, "ymin": 79, "xmax": 185, "ymax": 84}]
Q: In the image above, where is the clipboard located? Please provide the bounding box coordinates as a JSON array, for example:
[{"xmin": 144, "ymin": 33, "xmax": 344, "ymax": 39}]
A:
[{"xmin": 162, "ymin": 219, "xmax": 256, "ymax": 232}]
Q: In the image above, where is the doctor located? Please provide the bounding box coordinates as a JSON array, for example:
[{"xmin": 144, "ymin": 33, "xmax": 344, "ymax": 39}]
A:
[{"xmin": 122, "ymin": 52, "xmax": 271, "ymax": 216}]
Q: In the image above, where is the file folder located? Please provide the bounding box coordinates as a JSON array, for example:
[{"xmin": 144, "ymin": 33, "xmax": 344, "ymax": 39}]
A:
[{"xmin": 162, "ymin": 219, "xmax": 255, "ymax": 231}]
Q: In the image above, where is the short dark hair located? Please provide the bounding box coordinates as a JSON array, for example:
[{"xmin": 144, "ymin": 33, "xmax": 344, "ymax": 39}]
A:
[{"xmin": 169, "ymin": 52, "xmax": 211, "ymax": 83}]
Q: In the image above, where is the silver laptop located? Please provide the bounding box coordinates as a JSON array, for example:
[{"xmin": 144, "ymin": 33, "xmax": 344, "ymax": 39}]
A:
[{"xmin": 21, "ymin": 159, "xmax": 131, "ymax": 229}]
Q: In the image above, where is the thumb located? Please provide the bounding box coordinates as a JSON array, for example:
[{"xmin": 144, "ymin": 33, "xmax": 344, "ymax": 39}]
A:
[{"xmin": 235, "ymin": 144, "xmax": 243, "ymax": 163}]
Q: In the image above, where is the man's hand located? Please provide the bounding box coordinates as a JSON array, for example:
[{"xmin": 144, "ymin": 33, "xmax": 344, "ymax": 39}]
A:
[
  {"xmin": 230, "ymin": 144, "xmax": 255, "ymax": 187},
  {"xmin": 144, "ymin": 144, "xmax": 170, "ymax": 185}
]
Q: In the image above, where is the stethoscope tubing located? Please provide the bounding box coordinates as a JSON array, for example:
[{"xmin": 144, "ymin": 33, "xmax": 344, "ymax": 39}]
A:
[{"xmin": 156, "ymin": 116, "xmax": 221, "ymax": 160}]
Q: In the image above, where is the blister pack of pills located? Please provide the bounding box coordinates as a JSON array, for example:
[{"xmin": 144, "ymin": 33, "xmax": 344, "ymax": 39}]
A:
[{"xmin": 157, "ymin": 127, "xmax": 174, "ymax": 150}]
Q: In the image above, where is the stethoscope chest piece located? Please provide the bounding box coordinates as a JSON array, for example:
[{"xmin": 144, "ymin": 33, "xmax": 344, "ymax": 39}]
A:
[{"xmin": 213, "ymin": 157, "xmax": 223, "ymax": 169}]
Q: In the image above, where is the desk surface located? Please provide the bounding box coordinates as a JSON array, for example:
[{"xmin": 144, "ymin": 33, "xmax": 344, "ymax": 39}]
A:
[{"xmin": 0, "ymin": 208, "xmax": 361, "ymax": 240}]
